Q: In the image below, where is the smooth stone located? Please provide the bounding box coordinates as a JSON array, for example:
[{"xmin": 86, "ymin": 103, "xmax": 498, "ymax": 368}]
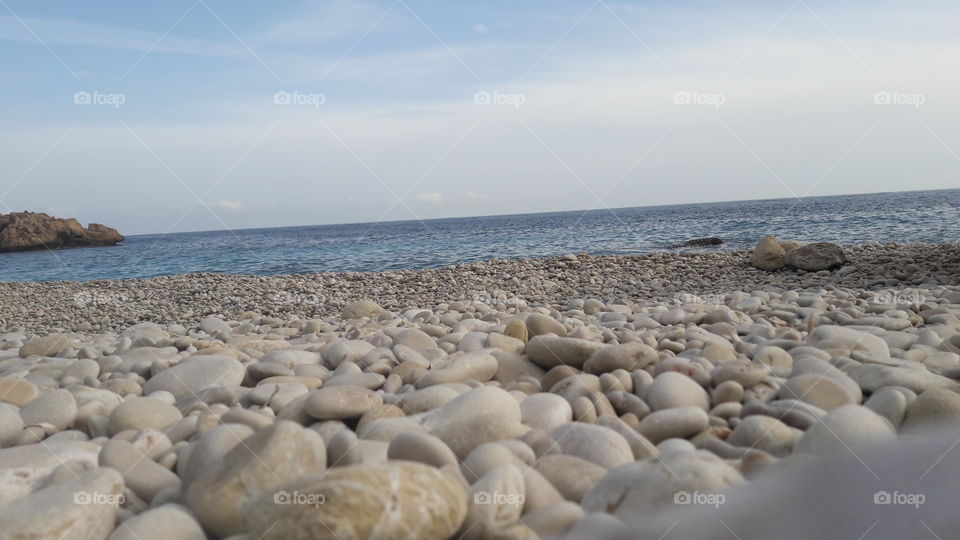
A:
[
  {"xmin": 550, "ymin": 423, "xmax": 633, "ymax": 469},
  {"xmin": 583, "ymin": 343, "xmax": 659, "ymax": 374},
  {"xmin": 461, "ymin": 442, "xmax": 528, "ymax": 484},
  {"xmin": 807, "ymin": 326, "xmax": 889, "ymax": 358},
  {"xmin": 795, "ymin": 405, "xmax": 896, "ymax": 455},
  {"xmin": 108, "ymin": 504, "xmax": 205, "ymax": 540},
  {"xmin": 637, "ymin": 407, "xmax": 710, "ymax": 444},
  {"xmin": 594, "ymin": 415, "xmax": 659, "ymax": 461},
  {"xmin": 849, "ymin": 364, "xmax": 955, "ymax": 393},
  {"xmin": 646, "ymin": 372, "xmax": 710, "ymax": 411},
  {"xmin": 99, "ymin": 439, "xmax": 180, "ymax": 502},
  {"xmin": 393, "ymin": 329, "xmax": 436, "ymax": 350},
  {"xmin": 178, "ymin": 423, "xmax": 254, "ymax": 493},
  {"xmin": 304, "ymin": 385, "xmax": 383, "ymax": 420},
  {"xmin": 779, "ymin": 374, "xmax": 856, "ymax": 412},
  {"xmin": 0, "ymin": 467, "xmax": 122, "ymax": 540},
  {"xmin": 526, "ymin": 336, "xmax": 606, "ymax": 369},
  {"xmin": 20, "ymin": 388, "xmax": 76, "ymax": 431},
  {"xmin": 525, "ymin": 313, "xmax": 566, "ymax": 337},
  {"xmin": 142, "ymin": 356, "xmax": 244, "ymax": 399},
  {"xmin": 323, "ymin": 340, "xmax": 376, "ymax": 368},
  {"xmin": 504, "ymin": 319, "xmax": 529, "ymax": 343},
  {"xmin": 108, "ymin": 397, "xmax": 182, "ymax": 435},
  {"xmin": 864, "ymin": 387, "xmax": 909, "ymax": 429},
  {"xmin": 520, "ymin": 501, "xmax": 585, "ymax": 538},
  {"xmin": 727, "ymin": 414, "xmax": 800, "ymax": 457},
  {"xmin": 417, "ymin": 351, "xmax": 498, "ymax": 387},
  {"xmin": 711, "ymin": 361, "xmax": 771, "ymax": 387},
  {"xmin": 461, "ymin": 465, "xmax": 526, "ymax": 540},
  {"xmin": 753, "ymin": 346, "xmax": 794, "ymax": 377},
  {"xmin": 520, "ymin": 393, "xmax": 573, "ymax": 432},
  {"xmin": 534, "ymin": 454, "xmax": 608, "ymax": 503},
  {"xmin": 198, "ymin": 316, "xmax": 232, "ymax": 335},
  {"xmin": 424, "ymin": 386, "xmax": 524, "ymax": 459},
  {"xmin": 259, "ymin": 349, "xmax": 321, "ymax": 368},
  {"xmin": 0, "ymin": 378, "xmax": 38, "ymax": 407},
  {"xmin": 565, "ymin": 513, "xmax": 628, "ymax": 538},
  {"xmin": 582, "ymin": 451, "xmax": 743, "ymax": 519},
  {"xmin": 341, "ymin": 300, "xmax": 383, "ymax": 319},
  {"xmin": 901, "ymin": 388, "xmax": 960, "ymax": 432},
  {"xmin": 751, "ymin": 236, "xmax": 785, "ymax": 271},
  {"xmin": 0, "ymin": 439, "xmax": 101, "ymax": 503},
  {"xmin": 244, "ymin": 461, "xmax": 467, "ymax": 540},
  {"xmin": 18, "ymin": 333, "xmax": 75, "ymax": 358},
  {"xmin": 387, "ymin": 431, "xmax": 458, "ymax": 468},
  {"xmin": 186, "ymin": 420, "xmax": 327, "ymax": 538},
  {"xmin": 0, "ymin": 403, "xmax": 23, "ymax": 447},
  {"xmin": 783, "ymin": 242, "xmax": 846, "ymax": 271}
]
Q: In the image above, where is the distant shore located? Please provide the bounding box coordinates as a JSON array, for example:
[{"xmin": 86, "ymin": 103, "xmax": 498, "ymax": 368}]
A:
[{"xmin": 1, "ymin": 242, "xmax": 957, "ymax": 333}]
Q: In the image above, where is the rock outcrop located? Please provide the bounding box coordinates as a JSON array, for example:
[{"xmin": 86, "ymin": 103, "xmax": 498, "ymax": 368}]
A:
[
  {"xmin": 0, "ymin": 212, "xmax": 123, "ymax": 252},
  {"xmin": 751, "ymin": 236, "xmax": 846, "ymax": 272}
]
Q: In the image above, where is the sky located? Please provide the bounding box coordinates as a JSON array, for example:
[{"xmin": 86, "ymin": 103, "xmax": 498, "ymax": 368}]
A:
[{"xmin": 1, "ymin": 0, "xmax": 959, "ymax": 235}]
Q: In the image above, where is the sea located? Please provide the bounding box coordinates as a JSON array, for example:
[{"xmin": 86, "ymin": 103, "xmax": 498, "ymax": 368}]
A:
[{"xmin": 2, "ymin": 189, "xmax": 958, "ymax": 282}]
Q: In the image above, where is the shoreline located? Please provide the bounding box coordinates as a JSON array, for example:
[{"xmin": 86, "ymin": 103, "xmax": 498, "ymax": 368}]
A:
[{"xmin": 1, "ymin": 242, "xmax": 958, "ymax": 334}]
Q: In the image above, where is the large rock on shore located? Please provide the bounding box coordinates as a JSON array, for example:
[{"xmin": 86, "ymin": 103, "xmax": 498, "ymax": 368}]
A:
[
  {"xmin": 0, "ymin": 212, "xmax": 123, "ymax": 252},
  {"xmin": 784, "ymin": 242, "xmax": 847, "ymax": 271}
]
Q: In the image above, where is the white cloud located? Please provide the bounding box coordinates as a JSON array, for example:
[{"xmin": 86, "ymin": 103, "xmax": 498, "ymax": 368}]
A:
[
  {"xmin": 414, "ymin": 192, "xmax": 443, "ymax": 204},
  {"xmin": 210, "ymin": 200, "xmax": 246, "ymax": 211},
  {"xmin": 465, "ymin": 191, "xmax": 491, "ymax": 200},
  {"xmin": 473, "ymin": 23, "xmax": 490, "ymax": 34}
]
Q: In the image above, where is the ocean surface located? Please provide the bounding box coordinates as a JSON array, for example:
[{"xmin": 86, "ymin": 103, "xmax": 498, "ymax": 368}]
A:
[{"xmin": 2, "ymin": 189, "xmax": 959, "ymax": 282}]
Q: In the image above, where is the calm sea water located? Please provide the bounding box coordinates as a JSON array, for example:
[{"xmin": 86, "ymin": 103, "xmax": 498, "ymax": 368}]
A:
[{"xmin": 2, "ymin": 190, "xmax": 958, "ymax": 282}]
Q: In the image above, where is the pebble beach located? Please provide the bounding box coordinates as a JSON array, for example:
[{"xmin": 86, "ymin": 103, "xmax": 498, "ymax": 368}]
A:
[{"xmin": 2, "ymin": 241, "xmax": 960, "ymax": 539}]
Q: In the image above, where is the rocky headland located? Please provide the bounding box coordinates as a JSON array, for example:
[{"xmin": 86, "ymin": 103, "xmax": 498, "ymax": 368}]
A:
[
  {"xmin": 0, "ymin": 212, "xmax": 123, "ymax": 253},
  {"xmin": 0, "ymin": 241, "xmax": 959, "ymax": 539}
]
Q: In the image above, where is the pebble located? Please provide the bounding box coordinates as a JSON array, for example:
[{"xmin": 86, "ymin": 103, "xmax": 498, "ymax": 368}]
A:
[
  {"xmin": 108, "ymin": 397, "xmax": 182, "ymax": 435},
  {"xmin": 901, "ymin": 388, "xmax": 960, "ymax": 432},
  {"xmin": 244, "ymin": 461, "xmax": 467, "ymax": 540},
  {"xmin": 582, "ymin": 451, "xmax": 743, "ymax": 519},
  {"xmin": 387, "ymin": 431, "xmax": 458, "ymax": 467},
  {"xmin": 19, "ymin": 388, "xmax": 76, "ymax": 431},
  {"xmin": 423, "ymin": 386, "xmax": 524, "ymax": 459},
  {"xmin": 583, "ymin": 342, "xmax": 658, "ymax": 374},
  {"xmin": 795, "ymin": 405, "xmax": 897, "ymax": 454},
  {"xmin": 417, "ymin": 351, "xmax": 498, "ymax": 387},
  {"xmin": 727, "ymin": 414, "xmax": 801, "ymax": 456},
  {"xmin": 779, "ymin": 374, "xmax": 857, "ymax": 411},
  {"xmin": 0, "ymin": 467, "xmax": 122, "ymax": 540},
  {"xmin": 525, "ymin": 313, "xmax": 567, "ymax": 337},
  {"xmin": 550, "ymin": 423, "xmax": 634, "ymax": 469},
  {"xmin": 341, "ymin": 300, "xmax": 383, "ymax": 319},
  {"xmin": 99, "ymin": 439, "xmax": 180, "ymax": 502},
  {"xmin": 637, "ymin": 407, "xmax": 710, "ymax": 444},
  {"xmin": 520, "ymin": 393, "xmax": 573, "ymax": 432},
  {"xmin": 0, "ymin": 402, "xmax": 23, "ymax": 447},
  {"xmin": 304, "ymin": 385, "xmax": 383, "ymax": 420},
  {"xmin": 107, "ymin": 504, "xmax": 206, "ymax": 540},
  {"xmin": 646, "ymin": 372, "xmax": 710, "ymax": 411},
  {"xmin": 534, "ymin": 454, "xmax": 608, "ymax": 502},
  {"xmin": 142, "ymin": 356, "xmax": 245, "ymax": 399},
  {"xmin": 525, "ymin": 336, "xmax": 606, "ymax": 369},
  {"xmin": 0, "ymin": 378, "xmax": 39, "ymax": 406},
  {"xmin": 186, "ymin": 420, "xmax": 327, "ymax": 538}
]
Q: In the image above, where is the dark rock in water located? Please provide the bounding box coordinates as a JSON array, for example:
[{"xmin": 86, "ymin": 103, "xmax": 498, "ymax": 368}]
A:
[
  {"xmin": 0, "ymin": 212, "xmax": 124, "ymax": 253},
  {"xmin": 670, "ymin": 237, "xmax": 725, "ymax": 249}
]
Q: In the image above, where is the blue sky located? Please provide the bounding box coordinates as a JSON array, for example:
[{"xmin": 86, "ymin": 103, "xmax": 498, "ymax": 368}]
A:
[{"xmin": 1, "ymin": 0, "xmax": 959, "ymax": 235}]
